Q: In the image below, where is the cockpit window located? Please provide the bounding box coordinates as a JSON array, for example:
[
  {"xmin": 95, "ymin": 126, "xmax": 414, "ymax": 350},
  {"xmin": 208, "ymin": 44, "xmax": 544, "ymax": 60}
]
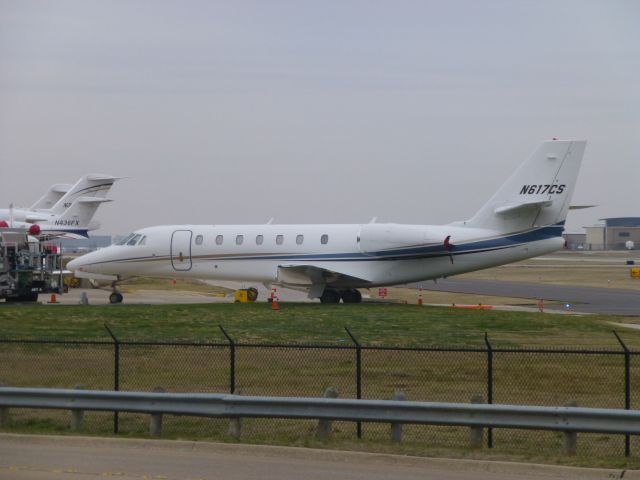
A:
[
  {"xmin": 116, "ymin": 233, "xmax": 136, "ymax": 245},
  {"xmin": 127, "ymin": 234, "xmax": 142, "ymax": 246},
  {"xmin": 116, "ymin": 233, "xmax": 145, "ymax": 246}
]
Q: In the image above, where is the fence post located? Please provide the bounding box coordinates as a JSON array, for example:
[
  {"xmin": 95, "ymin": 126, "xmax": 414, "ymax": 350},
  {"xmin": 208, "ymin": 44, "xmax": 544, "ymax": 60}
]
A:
[
  {"xmin": 614, "ymin": 330, "xmax": 631, "ymax": 457},
  {"xmin": 316, "ymin": 387, "xmax": 338, "ymax": 439},
  {"xmin": 0, "ymin": 381, "xmax": 10, "ymax": 427},
  {"xmin": 564, "ymin": 400, "xmax": 578, "ymax": 455},
  {"xmin": 469, "ymin": 394, "xmax": 484, "ymax": 449},
  {"xmin": 484, "ymin": 332, "xmax": 493, "ymax": 449},
  {"xmin": 104, "ymin": 323, "xmax": 120, "ymax": 434},
  {"xmin": 219, "ymin": 326, "xmax": 236, "ymax": 394},
  {"xmin": 345, "ymin": 327, "xmax": 362, "ymax": 439},
  {"xmin": 228, "ymin": 388, "xmax": 242, "ymax": 439},
  {"xmin": 70, "ymin": 384, "xmax": 85, "ymax": 431},
  {"xmin": 149, "ymin": 386, "xmax": 165, "ymax": 436},
  {"xmin": 390, "ymin": 390, "xmax": 406, "ymax": 442}
]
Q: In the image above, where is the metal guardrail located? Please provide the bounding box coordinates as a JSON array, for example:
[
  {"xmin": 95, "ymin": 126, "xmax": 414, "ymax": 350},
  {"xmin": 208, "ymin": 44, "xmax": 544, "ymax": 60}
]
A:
[{"xmin": 1, "ymin": 387, "xmax": 639, "ymax": 435}]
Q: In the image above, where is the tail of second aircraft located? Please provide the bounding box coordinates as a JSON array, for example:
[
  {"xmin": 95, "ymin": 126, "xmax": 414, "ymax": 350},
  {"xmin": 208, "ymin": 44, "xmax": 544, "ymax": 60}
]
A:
[
  {"xmin": 30, "ymin": 183, "xmax": 72, "ymax": 210},
  {"xmin": 40, "ymin": 197, "xmax": 112, "ymax": 238},
  {"xmin": 47, "ymin": 174, "xmax": 119, "ymax": 215},
  {"xmin": 460, "ymin": 140, "xmax": 586, "ymax": 234}
]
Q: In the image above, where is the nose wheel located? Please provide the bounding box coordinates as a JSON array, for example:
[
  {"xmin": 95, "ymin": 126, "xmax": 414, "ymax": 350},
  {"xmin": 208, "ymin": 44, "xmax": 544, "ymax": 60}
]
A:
[{"xmin": 109, "ymin": 281, "xmax": 124, "ymax": 304}]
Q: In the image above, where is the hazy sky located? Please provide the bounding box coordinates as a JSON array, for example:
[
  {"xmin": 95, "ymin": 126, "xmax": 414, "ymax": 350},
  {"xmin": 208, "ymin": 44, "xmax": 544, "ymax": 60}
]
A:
[{"xmin": 1, "ymin": 0, "xmax": 638, "ymax": 235}]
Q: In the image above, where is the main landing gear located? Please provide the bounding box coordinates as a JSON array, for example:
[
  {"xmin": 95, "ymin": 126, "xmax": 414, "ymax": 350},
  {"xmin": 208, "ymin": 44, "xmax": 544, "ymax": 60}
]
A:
[
  {"xmin": 319, "ymin": 288, "xmax": 362, "ymax": 304},
  {"xmin": 109, "ymin": 281, "xmax": 124, "ymax": 304}
]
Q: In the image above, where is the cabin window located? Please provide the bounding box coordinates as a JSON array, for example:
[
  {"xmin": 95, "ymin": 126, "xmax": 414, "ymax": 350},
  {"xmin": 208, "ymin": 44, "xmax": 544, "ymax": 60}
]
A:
[
  {"xmin": 321, "ymin": 234, "xmax": 329, "ymax": 245},
  {"xmin": 127, "ymin": 234, "xmax": 142, "ymax": 246},
  {"xmin": 296, "ymin": 234, "xmax": 304, "ymax": 245},
  {"xmin": 236, "ymin": 235, "xmax": 244, "ymax": 245},
  {"xmin": 276, "ymin": 234, "xmax": 284, "ymax": 245},
  {"xmin": 215, "ymin": 235, "xmax": 223, "ymax": 245},
  {"xmin": 256, "ymin": 235, "xmax": 264, "ymax": 245},
  {"xmin": 138, "ymin": 236, "xmax": 147, "ymax": 246},
  {"xmin": 195, "ymin": 235, "xmax": 203, "ymax": 245}
]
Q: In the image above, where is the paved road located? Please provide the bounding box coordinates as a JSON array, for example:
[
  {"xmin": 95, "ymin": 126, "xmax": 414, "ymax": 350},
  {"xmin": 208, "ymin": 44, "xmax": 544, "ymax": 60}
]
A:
[
  {"xmin": 0, "ymin": 434, "xmax": 625, "ymax": 480},
  {"xmin": 405, "ymin": 279, "xmax": 640, "ymax": 315}
]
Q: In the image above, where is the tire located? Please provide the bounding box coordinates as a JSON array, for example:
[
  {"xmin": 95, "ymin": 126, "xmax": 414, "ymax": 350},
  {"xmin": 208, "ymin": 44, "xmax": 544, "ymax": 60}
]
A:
[
  {"xmin": 109, "ymin": 292, "xmax": 123, "ymax": 304},
  {"xmin": 320, "ymin": 289, "xmax": 341, "ymax": 304},
  {"xmin": 247, "ymin": 287, "xmax": 259, "ymax": 302},
  {"xmin": 341, "ymin": 289, "xmax": 362, "ymax": 304}
]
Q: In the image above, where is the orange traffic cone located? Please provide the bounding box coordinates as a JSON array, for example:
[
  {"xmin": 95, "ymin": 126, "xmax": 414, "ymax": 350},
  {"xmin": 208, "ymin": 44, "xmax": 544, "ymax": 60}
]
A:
[
  {"xmin": 47, "ymin": 293, "xmax": 59, "ymax": 304},
  {"xmin": 271, "ymin": 295, "xmax": 280, "ymax": 310}
]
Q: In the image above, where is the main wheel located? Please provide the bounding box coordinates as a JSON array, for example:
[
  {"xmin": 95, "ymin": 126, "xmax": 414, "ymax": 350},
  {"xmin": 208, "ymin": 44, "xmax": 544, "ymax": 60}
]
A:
[
  {"xmin": 341, "ymin": 289, "xmax": 362, "ymax": 304},
  {"xmin": 320, "ymin": 289, "xmax": 341, "ymax": 304},
  {"xmin": 109, "ymin": 292, "xmax": 123, "ymax": 304}
]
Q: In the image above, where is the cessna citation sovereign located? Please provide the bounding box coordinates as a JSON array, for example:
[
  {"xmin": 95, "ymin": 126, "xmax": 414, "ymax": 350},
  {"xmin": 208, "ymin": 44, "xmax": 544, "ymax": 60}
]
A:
[{"xmin": 68, "ymin": 140, "xmax": 586, "ymax": 304}]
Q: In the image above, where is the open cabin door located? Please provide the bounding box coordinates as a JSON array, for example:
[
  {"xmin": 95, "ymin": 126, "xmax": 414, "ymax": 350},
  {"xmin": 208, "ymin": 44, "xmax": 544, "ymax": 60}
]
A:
[{"xmin": 171, "ymin": 230, "xmax": 193, "ymax": 271}]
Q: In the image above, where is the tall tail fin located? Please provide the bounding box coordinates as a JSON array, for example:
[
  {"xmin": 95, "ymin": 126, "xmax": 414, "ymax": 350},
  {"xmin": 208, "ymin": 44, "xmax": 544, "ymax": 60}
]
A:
[
  {"xmin": 30, "ymin": 184, "xmax": 72, "ymax": 210},
  {"xmin": 462, "ymin": 140, "xmax": 586, "ymax": 233},
  {"xmin": 48, "ymin": 174, "xmax": 119, "ymax": 215},
  {"xmin": 54, "ymin": 197, "xmax": 112, "ymax": 227}
]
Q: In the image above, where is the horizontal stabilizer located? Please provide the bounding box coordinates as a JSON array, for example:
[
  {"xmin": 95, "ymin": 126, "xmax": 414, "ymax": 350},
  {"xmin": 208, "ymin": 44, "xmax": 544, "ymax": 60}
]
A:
[
  {"xmin": 569, "ymin": 205, "xmax": 597, "ymax": 210},
  {"xmin": 24, "ymin": 213, "xmax": 52, "ymax": 223},
  {"xmin": 76, "ymin": 197, "xmax": 113, "ymax": 204},
  {"xmin": 494, "ymin": 200, "xmax": 553, "ymax": 215}
]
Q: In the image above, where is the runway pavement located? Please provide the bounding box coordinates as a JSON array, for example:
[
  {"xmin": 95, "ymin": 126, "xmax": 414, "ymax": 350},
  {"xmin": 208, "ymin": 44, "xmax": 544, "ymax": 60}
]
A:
[
  {"xmin": 0, "ymin": 434, "xmax": 629, "ymax": 480},
  {"xmin": 405, "ymin": 279, "xmax": 640, "ymax": 315}
]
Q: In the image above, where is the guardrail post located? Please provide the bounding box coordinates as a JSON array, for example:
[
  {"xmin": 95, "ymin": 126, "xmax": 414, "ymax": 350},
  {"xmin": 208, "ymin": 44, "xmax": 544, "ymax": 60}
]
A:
[
  {"xmin": 149, "ymin": 386, "xmax": 165, "ymax": 436},
  {"xmin": 0, "ymin": 381, "xmax": 10, "ymax": 427},
  {"xmin": 104, "ymin": 324, "xmax": 120, "ymax": 434},
  {"xmin": 614, "ymin": 330, "xmax": 631, "ymax": 457},
  {"xmin": 70, "ymin": 384, "xmax": 85, "ymax": 431},
  {"xmin": 316, "ymin": 387, "xmax": 338, "ymax": 439},
  {"xmin": 390, "ymin": 390, "xmax": 406, "ymax": 442},
  {"xmin": 219, "ymin": 326, "xmax": 236, "ymax": 394},
  {"xmin": 469, "ymin": 394, "xmax": 484, "ymax": 449},
  {"xmin": 228, "ymin": 389, "xmax": 242, "ymax": 439},
  {"xmin": 484, "ymin": 333, "xmax": 493, "ymax": 449},
  {"xmin": 345, "ymin": 327, "xmax": 362, "ymax": 439},
  {"xmin": 564, "ymin": 400, "xmax": 578, "ymax": 455}
]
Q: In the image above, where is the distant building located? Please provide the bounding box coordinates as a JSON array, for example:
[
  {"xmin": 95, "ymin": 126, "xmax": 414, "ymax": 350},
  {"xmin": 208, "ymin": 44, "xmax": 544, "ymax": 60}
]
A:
[
  {"xmin": 584, "ymin": 217, "xmax": 640, "ymax": 250},
  {"xmin": 61, "ymin": 235, "xmax": 112, "ymax": 253},
  {"xmin": 563, "ymin": 232, "xmax": 587, "ymax": 250}
]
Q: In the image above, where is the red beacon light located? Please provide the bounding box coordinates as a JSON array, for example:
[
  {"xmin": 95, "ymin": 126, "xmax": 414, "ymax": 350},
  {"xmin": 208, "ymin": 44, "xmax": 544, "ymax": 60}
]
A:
[
  {"xmin": 28, "ymin": 224, "xmax": 41, "ymax": 236},
  {"xmin": 0, "ymin": 220, "xmax": 8, "ymax": 228}
]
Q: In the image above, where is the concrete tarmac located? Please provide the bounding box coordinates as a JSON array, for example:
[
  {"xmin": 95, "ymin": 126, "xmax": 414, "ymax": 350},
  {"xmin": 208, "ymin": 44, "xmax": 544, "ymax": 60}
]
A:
[
  {"xmin": 405, "ymin": 279, "xmax": 640, "ymax": 315},
  {"xmin": 0, "ymin": 434, "xmax": 630, "ymax": 480}
]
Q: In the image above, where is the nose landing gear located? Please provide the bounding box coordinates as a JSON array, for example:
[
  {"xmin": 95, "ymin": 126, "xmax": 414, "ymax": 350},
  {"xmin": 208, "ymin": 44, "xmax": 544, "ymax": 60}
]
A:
[{"xmin": 109, "ymin": 281, "xmax": 124, "ymax": 304}]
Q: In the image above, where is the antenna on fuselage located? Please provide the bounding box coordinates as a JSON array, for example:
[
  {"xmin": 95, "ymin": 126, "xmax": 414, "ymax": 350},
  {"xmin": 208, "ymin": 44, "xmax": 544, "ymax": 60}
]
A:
[
  {"xmin": 369, "ymin": 217, "xmax": 377, "ymax": 224},
  {"xmin": 266, "ymin": 217, "xmax": 274, "ymax": 224}
]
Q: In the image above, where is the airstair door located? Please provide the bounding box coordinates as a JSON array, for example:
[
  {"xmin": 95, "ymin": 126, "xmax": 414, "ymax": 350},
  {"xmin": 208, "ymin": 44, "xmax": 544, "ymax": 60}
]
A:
[{"xmin": 171, "ymin": 230, "xmax": 193, "ymax": 271}]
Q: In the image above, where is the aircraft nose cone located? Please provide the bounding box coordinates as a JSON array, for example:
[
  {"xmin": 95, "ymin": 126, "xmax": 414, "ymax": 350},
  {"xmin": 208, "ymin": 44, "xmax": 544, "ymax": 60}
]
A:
[{"xmin": 67, "ymin": 257, "xmax": 81, "ymax": 271}]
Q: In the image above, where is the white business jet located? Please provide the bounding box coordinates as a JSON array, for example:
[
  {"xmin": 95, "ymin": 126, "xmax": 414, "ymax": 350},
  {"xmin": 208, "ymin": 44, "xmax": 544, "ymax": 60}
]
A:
[
  {"xmin": 68, "ymin": 140, "xmax": 585, "ymax": 304},
  {"xmin": 0, "ymin": 174, "xmax": 119, "ymax": 237}
]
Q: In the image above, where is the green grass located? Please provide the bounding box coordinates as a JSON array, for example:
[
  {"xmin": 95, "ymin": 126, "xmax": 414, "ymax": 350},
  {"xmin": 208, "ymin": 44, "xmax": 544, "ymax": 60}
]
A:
[{"xmin": 1, "ymin": 302, "xmax": 639, "ymax": 348}]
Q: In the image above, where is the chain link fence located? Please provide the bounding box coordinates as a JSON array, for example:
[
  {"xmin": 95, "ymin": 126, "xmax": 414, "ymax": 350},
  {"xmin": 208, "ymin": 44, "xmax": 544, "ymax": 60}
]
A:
[{"xmin": 0, "ymin": 329, "xmax": 637, "ymax": 457}]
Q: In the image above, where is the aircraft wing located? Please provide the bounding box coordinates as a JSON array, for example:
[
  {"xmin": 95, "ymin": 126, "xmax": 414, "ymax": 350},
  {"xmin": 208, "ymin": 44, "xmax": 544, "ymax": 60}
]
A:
[{"xmin": 277, "ymin": 264, "xmax": 373, "ymax": 298}]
